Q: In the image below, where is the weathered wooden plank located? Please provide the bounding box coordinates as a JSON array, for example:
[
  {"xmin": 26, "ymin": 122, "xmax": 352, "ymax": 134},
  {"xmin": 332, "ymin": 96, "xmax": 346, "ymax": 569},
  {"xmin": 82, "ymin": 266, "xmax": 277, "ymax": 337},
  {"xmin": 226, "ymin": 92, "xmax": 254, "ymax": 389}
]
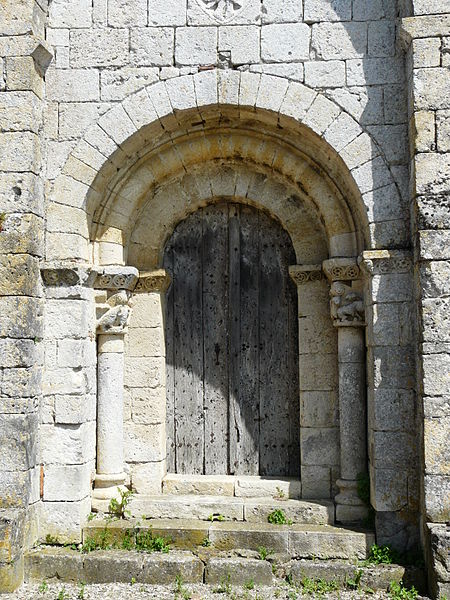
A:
[
  {"xmin": 258, "ymin": 213, "xmax": 295, "ymax": 476},
  {"xmin": 163, "ymin": 246, "xmax": 176, "ymax": 473},
  {"xmin": 228, "ymin": 203, "xmax": 241, "ymax": 475},
  {"xmin": 235, "ymin": 204, "xmax": 260, "ymax": 475},
  {"xmin": 172, "ymin": 211, "xmax": 204, "ymax": 474},
  {"xmin": 202, "ymin": 204, "xmax": 229, "ymax": 474},
  {"xmin": 287, "ymin": 254, "xmax": 300, "ymax": 477}
]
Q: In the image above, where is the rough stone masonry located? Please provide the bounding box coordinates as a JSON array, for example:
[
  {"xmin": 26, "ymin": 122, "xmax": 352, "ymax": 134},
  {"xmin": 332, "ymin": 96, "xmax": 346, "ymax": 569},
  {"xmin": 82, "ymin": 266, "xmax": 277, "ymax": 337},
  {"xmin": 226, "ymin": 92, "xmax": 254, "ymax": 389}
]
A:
[{"xmin": 0, "ymin": 0, "xmax": 449, "ymax": 597}]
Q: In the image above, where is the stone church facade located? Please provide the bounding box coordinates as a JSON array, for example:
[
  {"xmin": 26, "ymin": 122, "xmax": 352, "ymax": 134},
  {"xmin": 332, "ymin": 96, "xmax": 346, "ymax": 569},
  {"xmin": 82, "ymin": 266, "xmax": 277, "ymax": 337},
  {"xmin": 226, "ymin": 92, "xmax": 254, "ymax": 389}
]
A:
[{"xmin": 0, "ymin": 0, "xmax": 449, "ymax": 595}]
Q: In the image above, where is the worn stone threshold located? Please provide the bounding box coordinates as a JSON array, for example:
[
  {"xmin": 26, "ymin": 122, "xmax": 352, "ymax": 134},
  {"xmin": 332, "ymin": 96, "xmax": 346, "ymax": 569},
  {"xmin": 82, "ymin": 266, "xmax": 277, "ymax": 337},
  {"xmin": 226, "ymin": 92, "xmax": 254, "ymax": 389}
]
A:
[
  {"xmin": 124, "ymin": 494, "xmax": 335, "ymax": 525},
  {"xmin": 25, "ymin": 546, "xmax": 410, "ymax": 590},
  {"xmin": 83, "ymin": 518, "xmax": 374, "ymax": 559}
]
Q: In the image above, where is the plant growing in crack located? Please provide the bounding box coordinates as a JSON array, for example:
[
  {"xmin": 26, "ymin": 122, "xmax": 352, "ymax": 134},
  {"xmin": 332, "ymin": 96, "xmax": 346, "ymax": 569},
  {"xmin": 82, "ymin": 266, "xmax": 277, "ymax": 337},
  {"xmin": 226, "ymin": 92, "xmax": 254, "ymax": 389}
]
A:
[{"xmin": 108, "ymin": 488, "xmax": 133, "ymax": 519}]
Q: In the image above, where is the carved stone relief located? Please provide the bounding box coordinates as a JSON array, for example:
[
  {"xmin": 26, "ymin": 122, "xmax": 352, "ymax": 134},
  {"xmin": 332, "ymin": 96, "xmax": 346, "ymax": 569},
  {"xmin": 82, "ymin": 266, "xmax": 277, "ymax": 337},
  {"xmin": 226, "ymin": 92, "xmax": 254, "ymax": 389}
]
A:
[
  {"xmin": 96, "ymin": 290, "xmax": 132, "ymax": 334},
  {"xmin": 330, "ymin": 282, "xmax": 365, "ymax": 327},
  {"xmin": 289, "ymin": 264, "xmax": 324, "ymax": 285},
  {"xmin": 195, "ymin": 0, "xmax": 248, "ymax": 23}
]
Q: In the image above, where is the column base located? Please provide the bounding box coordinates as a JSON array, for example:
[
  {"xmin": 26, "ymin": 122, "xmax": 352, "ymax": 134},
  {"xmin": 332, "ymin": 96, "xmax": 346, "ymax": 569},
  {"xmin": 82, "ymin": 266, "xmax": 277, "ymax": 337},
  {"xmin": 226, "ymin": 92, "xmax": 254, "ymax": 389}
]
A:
[
  {"xmin": 92, "ymin": 472, "xmax": 127, "ymax": 512},
  {"xmin": 335, "ymin": 478, "xmax": 368, "ymax": 523}
]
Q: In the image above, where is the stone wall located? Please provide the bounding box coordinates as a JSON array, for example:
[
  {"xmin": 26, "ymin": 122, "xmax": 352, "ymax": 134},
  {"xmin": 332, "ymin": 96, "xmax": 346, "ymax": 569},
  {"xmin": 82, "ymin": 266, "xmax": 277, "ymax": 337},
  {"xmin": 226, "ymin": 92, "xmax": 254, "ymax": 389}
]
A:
[
  {"xmin": 0, "ymin": 0, "xmax": 51, "ymax": 590},
  {"xmin": 401, "ymin": 10, "xmax": 450, "ymax": 598}
]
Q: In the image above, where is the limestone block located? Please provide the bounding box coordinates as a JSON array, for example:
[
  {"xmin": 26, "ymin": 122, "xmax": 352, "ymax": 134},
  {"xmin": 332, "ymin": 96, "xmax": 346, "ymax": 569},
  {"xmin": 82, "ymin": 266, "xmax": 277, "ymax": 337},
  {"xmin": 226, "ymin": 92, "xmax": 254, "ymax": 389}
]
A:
[
  {"xmin": 423, "ymin": 354, "xmax": 450, "ymax": 397},
  {"xmin": 312, "ymin": 22, "xmax": 366, "ymax": 60},
  {"xmin": 363, "ymin": 183, "xmax": 405, "ymax": 224},
  {"xmin": 100, "ymin": 67, "xmax": 158, "ymax": 101},
  {"xmin": 252, "ymin": 63, "xmax": 304, "ymax": 83},
  {"xmin": 301, "ymin": 466, "xmax": 331, "ymax": 499},
  {"xmin": 43, "ymin": 463, "xmax": 93, "ymax": 502},
  {"xmin": 369, "ymin": 388, "xmax": 415, "ymax": 432},
  {"xmin": 303, "ymin": 0, "xmax": 351, "ymax": 22},
  {"xmin": 46, "ymin": 28, "xmax": 70, "ymax": 47},
  {"xmin": 70, "ymin": 29, "xmax": 128, "ymax": 68},
  {"xmin": 420, "ymin": 260, "xmax": 450, "ymax": 298},
  {"xmin": 0, "ymin": 414, "xmax": 37, "ymax": 472},
  {"xmin": 130, "ymin": 461, "xmax": 165, "ymax": 494},
  {"xmin": 262, "ymin": 0, "xmax": 302, "ymax": 23},
  {"xmin": 368, "ymin": 21, "xmax": 395, "ymax": 58},
  {"xmin": 289, "ymin": 525, "xmax": 373, "ymax": 559},
  {"xmin": 0, "ymin": 132, "xmax": 40, "ymax": 174},
  {"xmin": 48, "ymin": 0, "xmax": 92, "ymax": 28},
  {"xmin": 129, "ymin": 386, "xmax": 165, "ymax": 424},
  {"xmin": 0, "ymin": 339, "xmax": 41, "ymax": 369},
  {"xmin": 256, "ymin": 74, "xmax": 289, "ymax": 113},
  {"xmin": 124, "ymin": 423, "xmax": 165, "ymax": 462},
  {"xmin": 205, "ymin": 557, "xmax": 272, "ymax": 585},
  {"xmin": 218, "ymin": 26, "xmax": 260, "ymax": 65},
  {"xmin": 40, "ymin": 422, "xmax": 96, "ymax": 465},
  {"xmin": 424, "ymin": 475, "xmax": 450, "ymax": 522},
  {"xmin": 371, "ymin": 431, "xmax": 416, "ymax": 471},
  {"xmin": 128, "ymin": 294, "xmax": 164, "ymax": 328},
  {"xmin": 46, "ymin": 232, "xmax": 90, "ymax": 262},
  {"xmin": 411, "ymin": 37, "xmax": 441, "ymax": 68},
  {"xmin": 0, "ymin": 297, "xmax": 42, "ymax": 339},
  {"xmin": 59, "ymin": 102, "xmax": 111, "ymax": 139},
  {"xmin": 0, "ymin": 509, "xmax": 25, "ymax": 567},
  {"xmin": 40, "ymin": 496, "xmax": 91, "ymax": 543},
  {"xmin": 210, "ymin": 522, "xmax": 288, "ymax": 552},
  {"xmin": 370, "ymin": 346, "xmax": 415, "ymax": 389},
  {"xmin": 303, "ymin": 94, "xmax": 341, "ymax": 135},
  {"xmin": 299, "ymin": 353, "xmax": 338, "ymax": 391},
  {"xmin": 47, "ymin": 202, "xmax": 89, "ymax": 238},
  {"xmin": 176, "ymin": 27, "xmax": 217, "ymax": 66},
  {"xmin": 54, "ymin": 394, "xmax": 96, "ymax": 424},
  {"xmin": 148, "ymin": 0, "xmax": 186, "ymax": 25},
  {"xmin": 0, "ymin": 91, "xmax": 41, "ymax": 134},
  {"xmin": 97, "ymin": 104, "xmax": 137, "ymax": 146},
  {"xmin": 323, "ymin": 112, "xmax": 361, "ymax": 152},
  {"xmin": 108, "ymin": 0, "xmax": 147, "ymax": 26},
  {"xmin": 25, "ymin": 547, "xmax": 83, "ymax": 583},
  {"xmin": 194, "ymin": 69, "xmax": 218, "ymax": 109},
  {"xmin": 218, "ymin": 70, "xmax": 240, "ymax": 105},
  {"xmin": 46, "ymin": 68, "xmax": 99, "ymax": 101},
  {"xmin": 0, "ymin": 172, "xmax": 44, "ymax": 215},
  {"xmin": 424, "ymin": 417, "xmax": 450, "ymax": 476},
  {"xmin": 383, "ymin": 84, "xmax": 407, "ymax": 125},
  {"xmin": 300, "ymin": 391, "xmax": 338, "ymax": 428},
  {"xmin": 5, "ymin": 56, "xmax": 43, "ymax": 99},
  {"xmin": 370, "ymin": 468, "xmax": 408, "ymax": 512},
  {"xmin": 419, "ymin": 230, "xmax": 450, "ymax": 260},
  {"xmin": 370, "ymin": 273, "xmax": 413, "ymax": 303},
  {"xmin": 245, "ymin": 499, "xmax": 333, "ymax": 525},
  {"xmin": 434, "ymin": 109, "xmax": 450, "ymax": 154},
  {"xmin": 166, "ymin": 75, "xmax": 197, "ymax": 111},
  {"xmin": 130, "ymin": 28, "xmax": 174, "ymax": 67},
  {"xmin": 45, "ymin": 299, "xmax": 92, "ymax": 339},
  {"xmin": 57, "ymin": 339, "xmax": 96, "ymax": 369},
  {"xmin": 261, "ymin": 24, "xmax": 310, "ymax": 62},
  {"xmin": 414, "ymin": 68, "xmax": 450, "ymax": 110},
  {"xmin": 300, "ymin": 428, "xmax": 339, "ymax": 467},
  {"xmin": 340, "ymin": 133, "xmax": 376, "ymax": 170},
  {"xmin": 421, "ymin": 298, "xmax": 450, "ymax": 343},
  {"xmin": 124, "ymin": 356, "xmax": 165, "ymax": 388},
  {"xmin": 0, "ymin": 254, "xmax": 40, "ymax": 297},
  {"xmin": 140, "ymin": 552, "xmax": 204, "ymax": 584},
  {"xmin": 163, "ymin": 474, "xmax": 235, "ymax": 496},
  {"xmin": 233, "ymin": 476, "xmax": 300, "ymax": 499},
  {"xmin": 347, "ymin": 58, "xmax": 404, "ymax": 86},
  {"xmin": 352, "ymin": 155, "xmax": 393, "ymax": 195},
  {"xmin": 1, "ymin": 366, "xmax": 41, "ymax": 398},
  {"xmin": 367, "ymin": 124, "xmax": 408, "ymax": 163}
]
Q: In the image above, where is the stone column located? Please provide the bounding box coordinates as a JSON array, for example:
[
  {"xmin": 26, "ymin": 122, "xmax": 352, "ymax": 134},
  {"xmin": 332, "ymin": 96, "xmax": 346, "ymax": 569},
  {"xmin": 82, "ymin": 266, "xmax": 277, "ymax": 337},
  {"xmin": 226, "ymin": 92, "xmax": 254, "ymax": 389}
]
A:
[
  {"xmin": 92, "ymin": 268, "xmax": 138, "ymax": 509},
  {"xmin": 323, "ymin": 259, "xmax": 367, "ymax": 523}
]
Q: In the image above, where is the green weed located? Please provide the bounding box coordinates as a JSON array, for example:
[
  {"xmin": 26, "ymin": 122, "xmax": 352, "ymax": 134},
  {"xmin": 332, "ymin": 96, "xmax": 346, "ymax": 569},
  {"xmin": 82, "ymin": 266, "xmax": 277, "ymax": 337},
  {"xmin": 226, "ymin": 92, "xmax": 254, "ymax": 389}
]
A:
[
  {"xmin": 301, "ymin": 576, "xmax": 339, "ymax": 596},
  {"xmin": 257, "ymin": 546, "xmax": 271, "ymax": 560},
  {"xmin": 389, "ymin": 581, "xmax": 418, "ymax": 599},
  {"xmin": 108, "ymin": 488, "xmax": 133, "ymax": 519},
  {"xmin": 244, "ymin": 579, "xmax": 254, "ymax": 590},
  {"xmin": 213, "ymin": 573, "xmax": 232, "ymax": 594},
  {"xmin": 77, "ymin": 582, "xmax": 86, "ymax": 599},
  {"xmin": 45, "ymin": 534, "xmax": 59, "ymax": 545},
  {"xmin": 39, "ymin": 580, "xmax": 48, "ymax": 593},
  {"xmin": 208, "ymin": 514, "xmax": 226, "ymax": 522},
  {"xmin": 267, "ymin": 509, "xmax": 292, "ymax": 525},
  {"xmin": 365, "ymin": 543, "xmax": 400, "ymax": 565}
]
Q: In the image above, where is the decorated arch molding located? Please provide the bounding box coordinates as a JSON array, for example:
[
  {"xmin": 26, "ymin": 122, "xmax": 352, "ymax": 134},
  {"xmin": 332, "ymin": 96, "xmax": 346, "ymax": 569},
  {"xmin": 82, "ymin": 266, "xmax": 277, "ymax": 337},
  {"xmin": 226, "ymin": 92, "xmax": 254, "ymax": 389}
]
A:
[{"xmin": 47, "ymin": 70, "xmax": 404, "ymax": 265}]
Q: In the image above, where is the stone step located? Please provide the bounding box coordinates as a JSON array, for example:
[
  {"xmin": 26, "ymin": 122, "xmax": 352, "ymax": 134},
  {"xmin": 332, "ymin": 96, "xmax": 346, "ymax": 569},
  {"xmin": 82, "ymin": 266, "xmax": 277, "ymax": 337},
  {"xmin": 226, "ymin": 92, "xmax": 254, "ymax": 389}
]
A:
[
  {"xmin": 162, "ymin": 474, "xmax": 302, "ymax": 499},
  {"xmin": 24, "ymin": 547, "xmax": 407, "ymax": 590},
  {"xmin": 83, "ymin": 518, "xmax": 374, "ymax": 560},
  {"xmin": 127, "ymin": 494, "xmax": 334, "ymax": 525}
]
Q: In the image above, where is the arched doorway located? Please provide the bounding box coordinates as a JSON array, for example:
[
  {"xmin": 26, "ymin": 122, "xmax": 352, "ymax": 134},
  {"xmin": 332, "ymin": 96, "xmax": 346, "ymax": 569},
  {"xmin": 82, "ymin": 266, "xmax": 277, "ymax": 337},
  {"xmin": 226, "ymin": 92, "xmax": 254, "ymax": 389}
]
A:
[{"xmin": 163, "ymin": 201, "xmax": 299, "ymax": 477}]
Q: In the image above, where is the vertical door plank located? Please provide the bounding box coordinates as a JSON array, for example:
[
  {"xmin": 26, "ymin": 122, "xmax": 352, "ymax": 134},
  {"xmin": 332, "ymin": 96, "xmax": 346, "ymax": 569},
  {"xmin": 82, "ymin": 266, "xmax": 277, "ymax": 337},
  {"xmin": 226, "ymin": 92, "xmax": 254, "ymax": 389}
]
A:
[
  {"xmin": 172, "ymin": 211, "xmax": 204, "ymax": 474},
  {"xmin": 287, "ymin": 249, "xmax": 300, "ymax": 476},
  {"xmin": 163, "ymin": 246, "xmax": 176, "ymax": 473},
  {"xmin": 203, "ymin": 204, "xmax": 229, "ymax": 474},
  {"xmin": 258, "ymin": 212, "xmax": 292, "ymax": 476},
  {"xmin": 228, "ymin": 204, "xmax": 241, "ymax": 475},
  {"xmin": 235, "ymin": 204, "xmax": 260, "ymax": 475}
]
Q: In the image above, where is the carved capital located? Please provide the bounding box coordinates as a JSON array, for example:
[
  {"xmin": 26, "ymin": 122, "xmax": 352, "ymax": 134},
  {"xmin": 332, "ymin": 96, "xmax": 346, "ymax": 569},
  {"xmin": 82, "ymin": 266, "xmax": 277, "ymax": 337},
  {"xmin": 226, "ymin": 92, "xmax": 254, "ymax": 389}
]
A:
[
  {"xmin": 97, "ymin": 290, "xmax": 132, "ymax": 335},
  {"xmin": 289, "ymin": 264, "xmax": 324, "ymax": 285},
  {"xmin": 134, "ymin": 269, "xmax": 171, "ymax": 293},
  {"xmin": 323, "ymin": 258, "xmax": 360, "ymax": 282},
  {"xmin": 359, "ymin": 250, "xmax": 413, "ymax": 275},
  {"xmin": 41, "ymin": 265, "xmax": 96, "ymax": 287},
  {"xmin": 330, "ymin": 282, "xmax": 365, "ymax": 328},
  {"xmin": 94, "ymin": 267, "xmax": 139, "ymax": 291}
]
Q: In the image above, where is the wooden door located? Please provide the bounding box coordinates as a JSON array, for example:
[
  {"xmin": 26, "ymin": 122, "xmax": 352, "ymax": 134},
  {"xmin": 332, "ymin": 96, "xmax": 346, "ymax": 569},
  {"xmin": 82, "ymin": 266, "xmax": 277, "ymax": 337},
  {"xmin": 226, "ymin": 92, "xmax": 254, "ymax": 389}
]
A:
[{"xmin": 164, "ymin": 202, "xmax": 299, "ymax": 476}]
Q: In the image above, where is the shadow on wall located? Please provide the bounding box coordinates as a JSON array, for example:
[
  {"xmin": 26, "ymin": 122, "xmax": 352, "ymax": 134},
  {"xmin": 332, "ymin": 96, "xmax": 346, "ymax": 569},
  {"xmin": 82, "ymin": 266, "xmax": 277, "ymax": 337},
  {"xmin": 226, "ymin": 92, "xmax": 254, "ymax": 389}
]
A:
[{"xmin": 329, "ymin": 0, "xmax": 419, "ymax": 553}]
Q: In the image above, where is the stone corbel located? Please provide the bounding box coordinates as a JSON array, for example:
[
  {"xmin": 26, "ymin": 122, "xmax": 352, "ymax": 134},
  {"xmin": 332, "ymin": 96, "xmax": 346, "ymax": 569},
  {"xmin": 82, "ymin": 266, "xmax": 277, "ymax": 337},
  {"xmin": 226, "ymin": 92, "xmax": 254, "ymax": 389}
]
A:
[
  {"xmin": 358, "ymin": 250, "xmax": 413, "ymax": 276},
  {"xmin": 134, "ymin": 269, "xmax": 171, "ymax": 293},
  {"xmin": 289, "ymin": 264, "xmax": 324, "ymax": 285}
]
